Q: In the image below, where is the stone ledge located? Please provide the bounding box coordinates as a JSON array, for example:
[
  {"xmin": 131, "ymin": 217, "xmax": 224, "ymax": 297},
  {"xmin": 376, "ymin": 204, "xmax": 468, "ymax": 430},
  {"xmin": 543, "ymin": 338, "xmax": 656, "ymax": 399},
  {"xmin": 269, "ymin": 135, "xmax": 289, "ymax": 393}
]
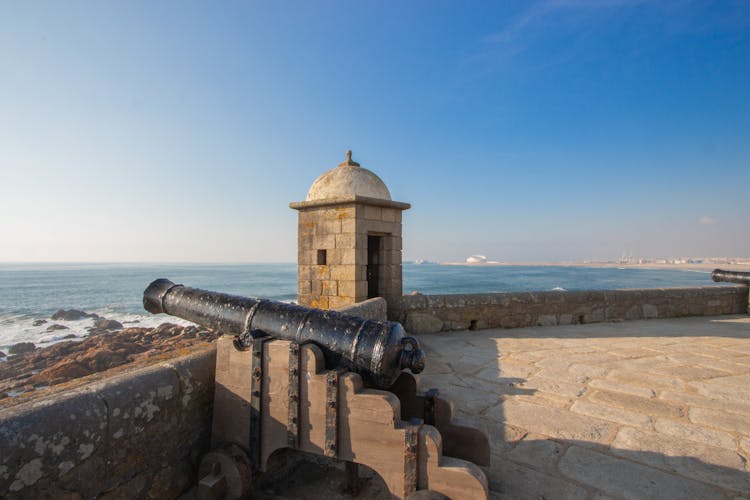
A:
[
  {"xmin": 0, "ymin": 349, "xmax": 216, "ymax": 499},
  {"xmin": 290, "ymin": 195, "xmax": 411, "ymax": 211},
  {"xmin": 397, "ymin": 286, "xmax": 748, "ymax": 334},
  {"xmin": 333, "ymin": 296, "xmax": 388, "ymax": 321}
]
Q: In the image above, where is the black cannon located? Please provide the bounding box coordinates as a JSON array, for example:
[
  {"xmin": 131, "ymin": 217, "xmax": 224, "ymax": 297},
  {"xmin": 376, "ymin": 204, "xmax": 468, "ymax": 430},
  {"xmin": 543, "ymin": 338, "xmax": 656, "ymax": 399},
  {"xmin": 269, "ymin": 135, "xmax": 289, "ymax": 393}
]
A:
[
  {"xmin": 143, "ymin": 279, "xmax": 425, "ymax": 388},
  {"xmin": 712, "ymin": 269, "xmax": 750, "ymax": 285}
]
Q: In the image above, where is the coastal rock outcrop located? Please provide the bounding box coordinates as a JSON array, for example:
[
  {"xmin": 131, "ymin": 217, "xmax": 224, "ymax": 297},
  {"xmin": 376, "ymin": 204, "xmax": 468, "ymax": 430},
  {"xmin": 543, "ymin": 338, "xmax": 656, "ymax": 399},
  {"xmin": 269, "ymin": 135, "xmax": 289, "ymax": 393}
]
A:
[
  {"xmin": 34, "ymin": 359, "xmax": 92, "ymax": 384},
  {"xmin": 0, "ymin": 323, "xmax": 219, "ymax": 403},
  {"xmin": 32, "ymin": 319, "xmax": 47, "ymax": 326},
  {"xmin": 8, "ymin": 342, "xmax": 36, "ymax": 355},
  {"xmin": 51, "ymin": 309, "xmax": 99, "ymax": 321},
  {"xmin": 93, "ymin": 318, "xmax": 123, "ymax": 330},
  {"xmin": 45, "ymin": 323, "xmax": 69, "ymax": 332}
]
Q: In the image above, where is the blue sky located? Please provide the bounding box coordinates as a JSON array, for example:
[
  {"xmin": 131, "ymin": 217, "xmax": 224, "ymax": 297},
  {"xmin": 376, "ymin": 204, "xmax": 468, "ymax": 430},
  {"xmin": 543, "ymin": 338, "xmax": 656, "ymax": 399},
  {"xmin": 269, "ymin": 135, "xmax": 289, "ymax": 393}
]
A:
[{"xmin": 1, "ymin": 0, "xmax": 748, "ymax": 262}]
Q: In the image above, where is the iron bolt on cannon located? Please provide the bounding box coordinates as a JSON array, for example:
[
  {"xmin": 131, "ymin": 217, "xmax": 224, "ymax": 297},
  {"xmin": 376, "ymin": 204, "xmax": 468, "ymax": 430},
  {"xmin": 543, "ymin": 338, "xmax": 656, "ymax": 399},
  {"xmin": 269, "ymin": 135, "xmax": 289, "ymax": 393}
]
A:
[{"xmin": 143, "ymin": 279, "xmax": 489, "ymax": 499}]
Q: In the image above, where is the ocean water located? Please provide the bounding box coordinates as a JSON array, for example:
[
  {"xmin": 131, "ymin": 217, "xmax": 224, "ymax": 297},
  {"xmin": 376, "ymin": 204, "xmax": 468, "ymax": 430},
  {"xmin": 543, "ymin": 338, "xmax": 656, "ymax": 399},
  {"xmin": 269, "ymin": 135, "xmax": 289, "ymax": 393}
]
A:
[{"xmin": 0, "ymin": 263, "xmax": 722, "ymax": 350}]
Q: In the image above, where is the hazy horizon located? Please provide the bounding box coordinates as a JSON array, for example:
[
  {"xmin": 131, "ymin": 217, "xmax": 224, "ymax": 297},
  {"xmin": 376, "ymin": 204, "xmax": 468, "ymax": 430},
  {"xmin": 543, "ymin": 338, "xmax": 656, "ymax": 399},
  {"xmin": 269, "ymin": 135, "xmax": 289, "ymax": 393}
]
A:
[
  {"xmin": 2, "ymin": 1, "xmax": 749, "ymax": 263},
  {"xmin": 1, "ymin": 255, "xmax": 748, "ymax": 266}
]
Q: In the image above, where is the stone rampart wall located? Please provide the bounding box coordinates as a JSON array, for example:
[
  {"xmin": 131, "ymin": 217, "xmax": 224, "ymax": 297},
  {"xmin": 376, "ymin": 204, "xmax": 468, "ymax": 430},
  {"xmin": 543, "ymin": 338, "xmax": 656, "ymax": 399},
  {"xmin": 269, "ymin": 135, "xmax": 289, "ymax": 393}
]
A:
[
  {"xmin": 0, "ymin": 349, "xmax": 216, "ymax": 499},
  {"xmin": 334, "ymin": 296, "xmax": 387, "ymax": 321},
  {"xmin": 2, "ymin": 286, "xmax": 746, "ymax": 497},
  {"xmin": 397, "ymin": 286, "xmax": 748, "ymax": 334}
]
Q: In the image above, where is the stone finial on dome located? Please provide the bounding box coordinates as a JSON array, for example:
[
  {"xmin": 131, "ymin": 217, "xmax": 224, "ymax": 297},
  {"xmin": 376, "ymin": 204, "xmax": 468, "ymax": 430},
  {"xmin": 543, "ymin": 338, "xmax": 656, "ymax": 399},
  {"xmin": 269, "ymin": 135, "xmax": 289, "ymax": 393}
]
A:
[
  {"xmin": 303, "ymin": 150, "xmax": 392, "ymax": 202},
  {"xmin": 339, "ymin": 150, "xmax": 360, "ymax": 167}
]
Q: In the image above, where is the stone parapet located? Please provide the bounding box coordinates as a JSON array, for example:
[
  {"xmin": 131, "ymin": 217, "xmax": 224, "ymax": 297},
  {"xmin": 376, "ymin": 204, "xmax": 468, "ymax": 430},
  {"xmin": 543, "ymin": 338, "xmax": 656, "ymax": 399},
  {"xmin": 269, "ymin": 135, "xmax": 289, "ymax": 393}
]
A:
[
  {"xmin": 396, "ymin": 286, "xmax": 748, "ymax": 334},
  {"xmin": 333, "ymin": 296, "xmax": 388, "ymax": 321},
  {"xmin": 0, "ymin": 348, "xmax": 216, "ymax": 499}
]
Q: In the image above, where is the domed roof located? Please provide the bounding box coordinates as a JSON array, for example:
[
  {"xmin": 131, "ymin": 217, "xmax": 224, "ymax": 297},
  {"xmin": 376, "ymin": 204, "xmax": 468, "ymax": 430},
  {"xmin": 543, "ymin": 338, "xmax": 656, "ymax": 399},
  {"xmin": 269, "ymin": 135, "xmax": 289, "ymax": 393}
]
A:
[{"xmin": 306, "ymin": 151, "xmax": 391, "ymax": 201}]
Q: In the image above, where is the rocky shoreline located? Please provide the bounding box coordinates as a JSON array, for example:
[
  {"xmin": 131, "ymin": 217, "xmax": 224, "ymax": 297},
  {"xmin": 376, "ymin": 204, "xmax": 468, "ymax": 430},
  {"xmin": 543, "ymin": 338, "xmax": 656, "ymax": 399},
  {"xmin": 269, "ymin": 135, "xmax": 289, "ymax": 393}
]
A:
[{"xmin": 1, "ymin": 308, "xmax": 218, "ymax": 403}]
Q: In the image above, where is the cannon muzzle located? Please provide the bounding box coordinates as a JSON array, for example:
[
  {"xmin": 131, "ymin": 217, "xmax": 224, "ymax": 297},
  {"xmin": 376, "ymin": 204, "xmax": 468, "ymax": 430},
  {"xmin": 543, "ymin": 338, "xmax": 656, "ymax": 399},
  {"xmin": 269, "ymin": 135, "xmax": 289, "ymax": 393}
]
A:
[
  {"xmin": 711, "ymin": 269, "xmax": 750, "ymax": 285},
  {"xmin": 143, "ymin": 278, "xmax": 179, "ymax": 314},
  {"xmin": 143, "ymin": 279, "xmax": 425, "ymax": 388}
]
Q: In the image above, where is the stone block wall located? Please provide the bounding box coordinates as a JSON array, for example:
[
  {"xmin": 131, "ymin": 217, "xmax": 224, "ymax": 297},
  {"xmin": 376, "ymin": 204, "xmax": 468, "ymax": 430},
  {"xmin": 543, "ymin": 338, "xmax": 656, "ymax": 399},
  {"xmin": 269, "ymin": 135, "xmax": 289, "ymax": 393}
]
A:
[
  {"xmin": 357, "ymin": 205, "xmax": 403, "ymax": 314},
  {"xmin": 297, "ymin": 204, "xmax": 359, "ymax": 310},
  {"xmin": 0, "ymin": 349, "xmax": 216, "ymax": 499},
  {"xmin": 396, "ymin": 286, "xmax": 749, "ymax": 334},
  {"xmin": 295, "ymin": 201, "xmax": 403, "ymax": 313}
]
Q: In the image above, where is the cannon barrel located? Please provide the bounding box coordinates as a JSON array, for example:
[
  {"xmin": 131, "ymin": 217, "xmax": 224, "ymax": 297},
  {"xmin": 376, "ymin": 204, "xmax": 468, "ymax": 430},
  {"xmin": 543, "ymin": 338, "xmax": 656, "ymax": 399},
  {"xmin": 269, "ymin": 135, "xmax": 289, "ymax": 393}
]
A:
[
  {"xmin": 711, "ymin": 269, "xmax": 750, "ymax": 285},
  {"xmin": 143, "ymin": 278, "xmax": 425, "ymax": 388}
]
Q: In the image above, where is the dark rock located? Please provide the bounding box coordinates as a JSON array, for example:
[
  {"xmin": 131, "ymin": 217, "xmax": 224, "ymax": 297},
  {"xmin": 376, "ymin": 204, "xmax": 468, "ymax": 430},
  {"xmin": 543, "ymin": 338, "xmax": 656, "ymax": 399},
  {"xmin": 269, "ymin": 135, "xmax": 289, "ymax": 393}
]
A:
[
  {"xmin": 51, "ymin": 309, "xmax": 99, "ymax": 321},
  {"xmin": 32, "ymin": 319, "xmax": 48, "ymax": 326},
  {"xmin": 46, "ymin": 323, "xmax": 70, "ymax": 332},
  {"xmin": 0, "ymin": 351, "xmax": 5, "ymax": 358},
  {"xmin": 93, "ymin": 318, "xmax": 123, "ymax": 331},
  {"xmin": 182, "ymin": 326, "xmax": 199, "ymax": 338},
  {"xmin": 42, "ymin": 340, "xmax": 79, "ymax": 357},
  {"xmin": 9, "ymin": 342, "xmax": 36, "ymax": 355},
  {"xmin": 62, "ymin": 334, "xmax": 77, "ymax": 340}
]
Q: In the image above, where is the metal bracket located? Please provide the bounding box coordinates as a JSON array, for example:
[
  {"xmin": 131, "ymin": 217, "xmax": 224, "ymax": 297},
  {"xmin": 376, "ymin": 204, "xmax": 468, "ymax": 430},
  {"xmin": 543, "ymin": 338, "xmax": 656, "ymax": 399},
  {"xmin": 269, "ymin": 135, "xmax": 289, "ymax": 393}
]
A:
[
  {"xmin": 404, "ymin": 418, "xmax": 423, "ymax": 497},
  {"xmin": 235, "ymin": 301, "xmax": 263, "ymax": 349},
  {"xmin": 325, "ymin": 368, "xmax": 345, "ymax": 458},
  {"xmin": 287, "ymin": 342, "xmax": 301, "ymax": 448},
  {"xmin": 423, "ymin": 388, "xmax": 439, "ymax": 426},
  {"xmin": 249, "ymin": 334, "xmax": 271, "ymax": 469},
  {"xmin": 234, "ymin": 326, "xmax": 267, "ymax": 352}
]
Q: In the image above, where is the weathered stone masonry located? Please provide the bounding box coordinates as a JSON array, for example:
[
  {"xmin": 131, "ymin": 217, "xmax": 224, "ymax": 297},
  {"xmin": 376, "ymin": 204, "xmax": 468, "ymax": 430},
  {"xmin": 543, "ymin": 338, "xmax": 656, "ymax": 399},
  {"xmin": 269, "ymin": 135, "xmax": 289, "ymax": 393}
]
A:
[
  {"xmin": 292, "ymin": 199, "xmax": 406, "ymax": 311},
  {"xmin": 291, "ymin": 151, "xmax": 409, "ymax": 317},
  {"xmin": 396, "ymin": 285, "xmax": 748, "ymax": 334},
  {"xmin": 0, "ymin": 350, "xmax": 215, "ymax": 499}
]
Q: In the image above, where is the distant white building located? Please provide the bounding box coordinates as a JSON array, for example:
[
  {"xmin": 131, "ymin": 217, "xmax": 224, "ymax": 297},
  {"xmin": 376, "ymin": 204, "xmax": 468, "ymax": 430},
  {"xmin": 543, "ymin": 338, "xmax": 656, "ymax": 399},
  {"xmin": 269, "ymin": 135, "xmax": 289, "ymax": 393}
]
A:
[{"xmin": 466, "ymin": 255, "xmax": 488, "ymax": 264}]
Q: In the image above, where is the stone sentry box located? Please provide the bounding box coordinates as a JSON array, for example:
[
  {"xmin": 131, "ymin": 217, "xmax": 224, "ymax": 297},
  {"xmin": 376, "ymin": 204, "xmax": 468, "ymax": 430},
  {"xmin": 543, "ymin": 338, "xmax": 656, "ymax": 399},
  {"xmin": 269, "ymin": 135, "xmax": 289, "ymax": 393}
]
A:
[{"xmin": 290, "ymin": 151, "xmax": 409, "ymax": 318}]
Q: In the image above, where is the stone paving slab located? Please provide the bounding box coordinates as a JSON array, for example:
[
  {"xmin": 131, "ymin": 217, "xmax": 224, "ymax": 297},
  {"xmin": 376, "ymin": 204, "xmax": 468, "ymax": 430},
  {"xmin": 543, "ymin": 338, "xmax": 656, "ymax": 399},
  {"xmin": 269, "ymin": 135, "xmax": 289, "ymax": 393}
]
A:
[{"xmin": 416, "ymin": 315, "xmax": 750, "ymax": 499}]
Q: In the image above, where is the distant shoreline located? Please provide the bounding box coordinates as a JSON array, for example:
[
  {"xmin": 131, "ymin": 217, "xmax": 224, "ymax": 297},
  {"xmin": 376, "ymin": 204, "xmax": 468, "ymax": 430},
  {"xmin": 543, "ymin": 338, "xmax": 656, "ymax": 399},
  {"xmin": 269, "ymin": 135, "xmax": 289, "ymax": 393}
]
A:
[{"xmin": 438, "ymin": 261, "xmax": 750, "ymax": 272}]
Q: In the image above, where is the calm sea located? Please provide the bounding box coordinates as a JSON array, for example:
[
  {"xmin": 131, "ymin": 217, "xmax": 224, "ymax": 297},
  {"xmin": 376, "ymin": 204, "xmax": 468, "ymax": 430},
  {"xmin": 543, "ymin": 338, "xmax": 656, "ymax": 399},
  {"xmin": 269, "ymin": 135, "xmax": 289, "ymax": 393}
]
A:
[{"xmin": 0, "ymin": 263, "xmax": 721, "ymax": 349}]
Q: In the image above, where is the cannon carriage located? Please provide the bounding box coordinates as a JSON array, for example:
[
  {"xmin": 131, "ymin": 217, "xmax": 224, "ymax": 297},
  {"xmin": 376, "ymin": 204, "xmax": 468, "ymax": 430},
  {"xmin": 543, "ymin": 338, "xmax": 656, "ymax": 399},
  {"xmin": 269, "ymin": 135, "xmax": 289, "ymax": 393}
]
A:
[{"xmin": 145, "ymin": 279, "xmax": 490, "ymax": 499}]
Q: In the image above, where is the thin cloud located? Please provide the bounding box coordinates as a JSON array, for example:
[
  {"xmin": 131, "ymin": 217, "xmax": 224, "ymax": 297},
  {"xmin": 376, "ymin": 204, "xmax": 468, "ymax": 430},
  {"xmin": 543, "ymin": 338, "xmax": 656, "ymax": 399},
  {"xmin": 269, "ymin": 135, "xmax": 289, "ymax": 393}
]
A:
[
  {"xmin": 485, "ymin": 0, "xmax": 648, "ymax": 45},
  {"xmin": 466, "ymin": 0, "xmax": 650, "ymax": 74},
  {"xmin": 698, "ymin": 216, "xmax": 717, "ymax": 225}
]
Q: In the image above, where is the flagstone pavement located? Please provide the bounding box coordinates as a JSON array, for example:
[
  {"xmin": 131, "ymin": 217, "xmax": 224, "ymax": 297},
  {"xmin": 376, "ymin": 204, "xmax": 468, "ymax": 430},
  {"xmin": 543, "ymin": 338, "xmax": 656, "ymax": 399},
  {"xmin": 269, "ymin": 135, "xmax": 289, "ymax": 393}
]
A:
[{"xmin": 416, "ymin": 315, "xmax": 750, "ymax": 500}]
